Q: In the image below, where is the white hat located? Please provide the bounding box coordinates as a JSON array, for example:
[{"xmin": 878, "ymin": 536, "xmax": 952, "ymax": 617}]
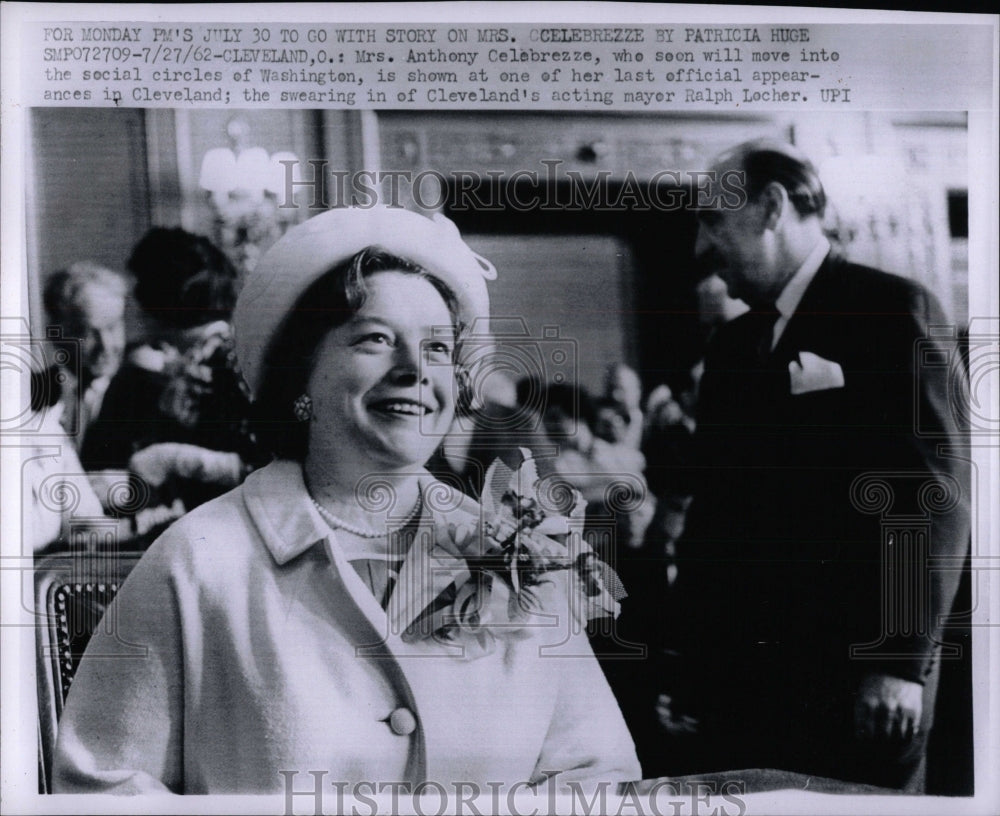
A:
[{"xmin": 233, "ymin": 207, "xmax": 496, "ymax": 398}]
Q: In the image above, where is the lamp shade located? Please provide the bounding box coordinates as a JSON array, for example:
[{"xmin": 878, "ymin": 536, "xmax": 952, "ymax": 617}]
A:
[
  {"xmin": 198, "ymin": 147, "xmax": 237, "ymax": 194},
  {"xmin": 233, "ymin": 147, "xmax": 270, "ymax": 198}
]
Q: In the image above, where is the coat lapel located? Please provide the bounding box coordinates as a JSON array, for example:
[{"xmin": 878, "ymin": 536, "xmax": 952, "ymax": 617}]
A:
[
  {"xmin": 388, "ymin": 477, "xmax": 480, "ymax": 636},
  {"xmin": 321, "ymin": 532, "xmax": 394, "ymax": 640},
  {"xmin": 245, "ymin": 461, "xmax": 478, "ymax": 646},
  {"xmin": 387, "ymin": 517, "xmax": 470, "ymax": 639}
]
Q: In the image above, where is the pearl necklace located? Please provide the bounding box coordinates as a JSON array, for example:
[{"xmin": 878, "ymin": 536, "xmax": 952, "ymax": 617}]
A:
[{"xmin": 310, "ymin": 493, "xmax": 422, "ymax": 539}]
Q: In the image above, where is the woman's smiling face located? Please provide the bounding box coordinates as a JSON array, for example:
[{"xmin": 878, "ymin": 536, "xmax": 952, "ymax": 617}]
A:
[{"xmin": 306, "ymin": 270, "xmax": 457, "ymax": 470}]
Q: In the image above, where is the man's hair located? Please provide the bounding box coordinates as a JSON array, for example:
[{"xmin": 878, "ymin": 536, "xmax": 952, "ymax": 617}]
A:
[
  {"xmin": 43, "ymin": 261, "xmax": 127, "ymax": 327},
  {"xmin": 725, "ymin": 139, "xmax": 827, "ymax": 219},
  {"xmin": 127, "ymin": 227, "xmax": 238, "ymax": 329}
]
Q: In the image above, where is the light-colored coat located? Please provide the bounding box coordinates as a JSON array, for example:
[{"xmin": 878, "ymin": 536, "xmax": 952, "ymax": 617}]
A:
[{"xmin": 52, "ymin": 460, "xmax": 640, "ymax": 794}]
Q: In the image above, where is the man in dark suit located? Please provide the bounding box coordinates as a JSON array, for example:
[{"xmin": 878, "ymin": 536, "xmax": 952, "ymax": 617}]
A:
[{"xmin": 665, "ymin": 139, "xmax": 970, "ymax": 791}]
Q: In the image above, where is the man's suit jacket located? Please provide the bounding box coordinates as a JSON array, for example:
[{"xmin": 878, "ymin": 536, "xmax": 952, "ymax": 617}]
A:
[{"xmin": 676, "ymin": 253, "xmax": 970, "ymax": 692}]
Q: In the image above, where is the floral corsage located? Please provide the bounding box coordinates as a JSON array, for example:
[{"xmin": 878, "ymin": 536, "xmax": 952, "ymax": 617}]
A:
[{"xmin": 405, "ymin": 450, "xmax": 626, "ymax": 658}]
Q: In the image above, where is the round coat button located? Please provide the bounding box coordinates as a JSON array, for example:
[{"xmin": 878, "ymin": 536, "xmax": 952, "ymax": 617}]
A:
[{"xmin": 389, "ymin": 707, "xmax": 417, "ymax": 736}]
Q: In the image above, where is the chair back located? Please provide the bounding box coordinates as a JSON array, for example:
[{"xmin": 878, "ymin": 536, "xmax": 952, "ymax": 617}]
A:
[{"xmin": 35, "ymin": 550, "xmax": 143, "ymax": 792}]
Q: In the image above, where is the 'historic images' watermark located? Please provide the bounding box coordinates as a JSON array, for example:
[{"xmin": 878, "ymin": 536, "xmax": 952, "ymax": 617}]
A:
[{"xmin": 277, "ymin": 162, "xmax": 750, "ymax": 213}]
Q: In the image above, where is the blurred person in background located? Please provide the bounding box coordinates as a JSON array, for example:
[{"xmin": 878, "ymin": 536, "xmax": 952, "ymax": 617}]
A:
[
  {"xmin": 541, "ymin": 382, "xmax": 652, "ymax": 556},
  {"xmin": 22, "ymin": 363, "xmax": 179, "ymax": 552},
  {"xmin": 81, "ymin": 227, "xmax": 260, "ymax": 519},
  {"xmin": 593, "ymin": 397, "xmax": 634, "ymax": 447},
  {"xmin": 42, "ymin": 261, "xmax": 128, "ymax": 450},
  {"xmin": 641, "ymin": 383, "xmax": 695, "ymax": 590},
  {"xmin": 24, "ymin": 363, "xmax": 118, "ymax": 552},
  {"xmin": 601, "ymin": 363, "xmax": 644, "ymax": 450}
]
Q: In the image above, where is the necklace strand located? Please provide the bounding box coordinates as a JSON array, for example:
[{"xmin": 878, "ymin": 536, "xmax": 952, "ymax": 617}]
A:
[{"xmin": 310, "ymin": 493, "xmax": 422, "ymax": 538}]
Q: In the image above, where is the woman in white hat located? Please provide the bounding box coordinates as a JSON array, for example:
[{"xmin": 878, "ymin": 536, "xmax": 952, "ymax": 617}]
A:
[{"xmin": 53, "ymin": 208, "xmax": 640, "ymax": 796}]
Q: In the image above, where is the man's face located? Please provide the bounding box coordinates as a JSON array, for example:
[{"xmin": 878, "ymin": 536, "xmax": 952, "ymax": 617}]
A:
[
  {"xmin": 70, "ymin": 283, "xmax": 126, "ymax": 382},
  {"xmin": 694, "ymin": 165, "xmax": 776, "ymax": 307}
]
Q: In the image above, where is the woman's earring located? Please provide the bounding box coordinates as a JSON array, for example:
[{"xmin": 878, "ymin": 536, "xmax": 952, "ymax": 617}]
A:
[{"xmin": 293, "ymin": 393, "xmax": 313, "ymax": 422}]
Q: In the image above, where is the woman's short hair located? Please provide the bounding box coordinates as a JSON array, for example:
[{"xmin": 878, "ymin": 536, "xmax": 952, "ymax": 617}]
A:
[
  {"xmin": 127, "ymin": 227, "xmax": 238, "ymax": 329},
  {"xmin": 252, "ymin": 246, "xmax": 465, "ymax": 461},
  {"xmin": 43, "ymin": 262, "xmax": 127, "ymax": 329}
]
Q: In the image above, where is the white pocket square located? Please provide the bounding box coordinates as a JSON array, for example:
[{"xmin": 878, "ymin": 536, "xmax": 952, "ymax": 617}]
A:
[{"xmin": 789, "ymin": 352, "xmax": 845, "ymax": 395}]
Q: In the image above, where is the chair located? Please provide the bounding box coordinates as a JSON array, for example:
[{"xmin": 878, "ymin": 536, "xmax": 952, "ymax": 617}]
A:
[{"xmin": 35, "ymin": 548, "xmax": 143, "ymax": 793}]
